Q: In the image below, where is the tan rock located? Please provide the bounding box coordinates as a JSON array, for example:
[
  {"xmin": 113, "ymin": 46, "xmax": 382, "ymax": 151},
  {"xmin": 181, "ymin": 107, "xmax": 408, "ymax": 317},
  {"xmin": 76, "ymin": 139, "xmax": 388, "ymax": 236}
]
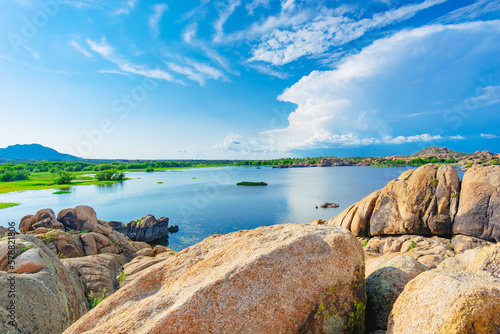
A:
[
  {"xmin": 131, "ymin": 241, "xmax": 151, "ymax": 250},
  {"xmin": 387, "ymin": 243, "xmax": 500, "ymax": 333},
  {"xmin": 134, "ymin": 248, "xmax": 154, "ymax": 257},
  {"xmin": 417, "ymin": 254, "xmax": 445, "ymax": 269},
  {"xmin": 81, "ymin": 233, "xmax": 97, "ymax": 256},
  {"xmin": 93, "ymin": 222, "xmax": 112, "ymax": 236},
  {"xmin": 329, "ymin": 190, "xmax": 380, "ymax": 237},
  {"xmin": 75, "ymin": 205, "xmax": 99, "ymax": 232},
  {"xmin": 64, "ymin": 224, "xmax": 366, "ymax": 334},
  {"xmin": 308, "ymin": 219, "xmax": 327, "ymax": 225},
  {"xmin": 453, "ymin": 166, "xmax": 500, "ymax": 242},
  {"xmin": 153, "ymin": 245, "xmax": 169, "ymax": 256},
  {"xmin": 452, "ymin": 234, "xmax": 495, "ymax": 253},
  {"xmin": 99, "ymin": 245, "xmax": 119, "ymax": 254},
  {"xmin": 62, "ymin": 253, "xmax": 127, "ymax": 298}
]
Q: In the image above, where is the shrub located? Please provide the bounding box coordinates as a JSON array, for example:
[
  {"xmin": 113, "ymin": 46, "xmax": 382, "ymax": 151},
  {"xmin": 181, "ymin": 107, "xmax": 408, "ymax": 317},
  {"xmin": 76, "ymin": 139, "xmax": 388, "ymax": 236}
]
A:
[
  {"xmin": 0, "ymin": 170, "xmax": 30, "ymax": 182},
  {"xmin": 55, "ymin": 171, "xmax": 75, "ymax": 185},
  {"xmin": 146, "ymin": 168, "xmax": 154, "ymax": 173},
  {"xmin": 408, "ymin": 240, "xmax": 417, "ymax": 251},
  {"xmin": 95, "ymin": 169, "xmax": 125, "ymax": 181},
  {"xmin": 87, "ymin": 288, "xmax": 108, "ymax": 309}
]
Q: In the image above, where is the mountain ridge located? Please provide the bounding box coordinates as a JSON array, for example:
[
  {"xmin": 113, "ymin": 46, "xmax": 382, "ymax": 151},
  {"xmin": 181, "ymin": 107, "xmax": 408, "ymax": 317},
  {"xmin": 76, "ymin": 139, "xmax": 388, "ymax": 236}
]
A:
[{"xmin": 0, "ymin": 144, "xmax": 81, "ymax": 161}]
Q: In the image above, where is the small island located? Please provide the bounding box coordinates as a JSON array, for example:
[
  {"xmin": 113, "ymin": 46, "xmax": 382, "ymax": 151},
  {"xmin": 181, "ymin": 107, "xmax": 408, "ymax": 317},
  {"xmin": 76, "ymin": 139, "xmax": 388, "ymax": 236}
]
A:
[{"xmin": 236, "ymin": 181, "xmax": 268, "ymax": 186}]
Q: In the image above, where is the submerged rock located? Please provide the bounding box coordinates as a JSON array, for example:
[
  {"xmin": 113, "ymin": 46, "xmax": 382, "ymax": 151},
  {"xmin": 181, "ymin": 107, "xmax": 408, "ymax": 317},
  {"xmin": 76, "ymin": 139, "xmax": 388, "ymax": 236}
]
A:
[
  {"xmin": 64, "ymin": 224, "xmax": 366, "ymax": 334},
  {"xmin": 112, "ymin": 214, "xmax": 171, "ymax": 243}
]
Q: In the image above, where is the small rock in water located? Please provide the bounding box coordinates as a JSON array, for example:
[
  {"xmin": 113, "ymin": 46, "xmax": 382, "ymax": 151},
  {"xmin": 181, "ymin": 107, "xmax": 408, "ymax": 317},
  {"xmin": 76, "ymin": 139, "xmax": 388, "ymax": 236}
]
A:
[{"xmin": 319, "ymin": 202, "xmax": 339, "ymax": 208}]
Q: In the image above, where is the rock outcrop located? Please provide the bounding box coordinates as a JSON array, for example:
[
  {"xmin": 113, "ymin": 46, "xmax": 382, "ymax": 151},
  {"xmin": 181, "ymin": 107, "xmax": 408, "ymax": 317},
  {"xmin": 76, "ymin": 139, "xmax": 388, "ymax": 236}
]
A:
[
  {"xmin": 64, "ymin": 224, "xmax": 366, "ymax": 334},
  {"xmin": 365, "ymin": 255, "xmax": 428, "ymax": 332},
  {"xmin": 386, "ymin": 243, "xmax": 500, "ymax": 333},
  {"xmin": 62, "ymin": 254, "xmax": 128, "ymax": 298},
  {"xmin": 453, "ymin": 165, "xmax": 500, "ymax": 242},
  {"xmin": 0, "ymin": 235, "xmax": 87, "ymax": 334},
  {"xmin": 330, "ymin": 190, "xmax": 380, "ymax": 237},
  {"xmin": 19, "ymin": 208, "xmax": 65, "ymax": 233},
  {"xmin": 112, "ymin": 214, "xmax": 171, "ymax": 243}
]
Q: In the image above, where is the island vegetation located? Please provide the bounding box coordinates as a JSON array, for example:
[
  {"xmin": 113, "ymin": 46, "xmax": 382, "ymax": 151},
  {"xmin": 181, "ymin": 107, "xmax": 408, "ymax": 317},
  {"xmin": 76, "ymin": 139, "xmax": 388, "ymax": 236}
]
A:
[
  {"xmin": 236, "ymin": 181, "xmax": 268, "ymax": 186},
  {"xmin": 0, "ymin": 202, "xmax": 20, "ymax": 210}
]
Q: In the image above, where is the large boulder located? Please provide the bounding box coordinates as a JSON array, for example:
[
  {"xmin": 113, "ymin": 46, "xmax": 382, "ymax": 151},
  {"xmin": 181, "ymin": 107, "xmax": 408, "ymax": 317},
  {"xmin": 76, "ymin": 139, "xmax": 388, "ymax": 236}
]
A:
[
  {"xmin": 36, "ymin": 230, "xmax": 85, "ymax": 258},
  {"xmin": 453, "ymin": 165, "xmax": 500, "ymax": 242},
  {"xmin": 386, "ymin": 243, "xmax": 500, "ymax": 333},
  {"xmin": 365, "ymin": 255, "xmax": 428, "ymax": 332},
  {"xmin": 329, "ymin": 190, "xmax": 381, "ymax": 237},
  {"xmin": 64, "ymin": 224, "xmax": 366, "ymax": 334},
  {"xmin": 113, "ymin": 214, "xmax": 170, "ymax": 242},
  {"xmin": 74, "ymin": 205, "xmax": 99, "ymax": 232},
  {"xmin": 370, "ymin": 164, "xmax": 459, "ymax": 236},
  {"xmin": 0, "ymin": 235, "xmax": 87, "ymax": 334},
  {"xmin": 62, "ymin": 254, "xmax": 128, "ymax": 298},
  {"xmin": 19, "ymin": 209, "xmax": 65, "ymax": 233}
]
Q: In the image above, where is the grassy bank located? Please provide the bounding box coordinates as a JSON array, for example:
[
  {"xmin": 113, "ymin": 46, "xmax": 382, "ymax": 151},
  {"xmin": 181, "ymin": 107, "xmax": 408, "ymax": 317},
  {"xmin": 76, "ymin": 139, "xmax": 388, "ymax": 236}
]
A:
[
  {"xmin": 0, "ymin": 172, "xmax": 126, "ymax": 195},
  {"xmin": 0, "ymin": 202, "xmax": 20, "ymax": 210}
]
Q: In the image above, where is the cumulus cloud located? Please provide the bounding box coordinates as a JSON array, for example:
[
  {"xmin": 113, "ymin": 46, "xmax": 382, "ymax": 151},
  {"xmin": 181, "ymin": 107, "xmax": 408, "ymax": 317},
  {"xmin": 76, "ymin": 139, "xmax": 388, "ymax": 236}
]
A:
[{"xmin": 252, "ymin": 21, "xmax": 500, "ymax": 152}]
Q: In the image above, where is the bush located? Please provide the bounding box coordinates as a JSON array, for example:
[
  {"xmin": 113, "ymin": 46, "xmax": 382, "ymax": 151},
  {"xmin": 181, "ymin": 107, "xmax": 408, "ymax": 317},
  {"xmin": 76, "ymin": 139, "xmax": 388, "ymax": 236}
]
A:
[
  {"xmin": 95, "ymin": 169, "xmax": 125, "ymax": 181},
  {"xmin": 146, "ymin": 168, "xmax": 154, "ymax": 173},
  {"xmin": 0, "ymin": 170, "xmax": 30, "ymax": 182},
  {"xmin": 55, "ymin": 171, "xmax": 75, "ymax": 184}
]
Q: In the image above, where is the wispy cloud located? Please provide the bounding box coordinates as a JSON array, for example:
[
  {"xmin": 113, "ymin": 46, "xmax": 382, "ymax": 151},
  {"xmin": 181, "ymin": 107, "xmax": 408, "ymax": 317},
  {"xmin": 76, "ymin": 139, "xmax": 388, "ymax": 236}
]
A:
[
  {"xmin": 167, "ymin": 59, "xmax": 225, "ymax": 86},
  {"xmin": 481, "ymin": 133, "xmax": 499, "ymax": 139},
  {"xmin": 149, "ymin": 3, "xmax": 168, "ymax": 36},
  {"xmin": 247, "ymin": 63, "xmax": 289, "ymax": 79},
  {"xmin": 449, "ymin": 135, "xmax": 466, "ymax": 140},
  {"xmin": 213, "ymin": 0, "xmax": 241, "ymax": 42},
  {"xmin": 438, "ymin": 0, "xmax": 500, "ymax": 23},
  {"xmin": 70, "ymin": 40, "xmax": 92, "ymax": 57},
  {"xmin": 86, "ymin": 37, "xmax": 178, "ymax": 83},
  {"xmin": 114, "ymin": 0, "xmax": 137, "ymax": 15},
  {"xmin": 248, "ymin": 0, "xmax": 448, "ymax": 65},
  {"xmin": 246, "ymin": 0, "xmax": 270, "ymax": 15}
]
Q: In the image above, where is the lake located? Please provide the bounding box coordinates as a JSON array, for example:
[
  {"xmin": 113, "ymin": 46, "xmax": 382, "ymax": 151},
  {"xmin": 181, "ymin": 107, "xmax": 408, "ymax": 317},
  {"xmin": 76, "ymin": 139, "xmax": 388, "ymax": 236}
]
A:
[{"xmin": 0, "ymin": 166, "xmax": 421, "ymax": 251}]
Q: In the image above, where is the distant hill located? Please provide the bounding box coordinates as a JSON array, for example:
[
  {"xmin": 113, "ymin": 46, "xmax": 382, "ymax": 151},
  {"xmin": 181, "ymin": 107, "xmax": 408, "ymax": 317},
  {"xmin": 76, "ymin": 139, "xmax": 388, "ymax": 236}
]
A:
[
  {"xmin": 0, "ymin": 144, "xmax": 81, "ymax": 161},
  {"xmin": 411, "ymin": 146, "xmax": 469, "ymax": 159}
]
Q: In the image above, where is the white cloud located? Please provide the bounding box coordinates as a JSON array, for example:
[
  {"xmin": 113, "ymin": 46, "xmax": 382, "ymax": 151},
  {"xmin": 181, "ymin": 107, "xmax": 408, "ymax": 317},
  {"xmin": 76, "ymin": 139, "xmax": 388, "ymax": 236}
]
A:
[
  {"xmin": 474, "ymin": 86, "xmax": 500, "ymax": 108},
  {"xmin": 213, "ymin": 0, "xmax": 241, "ymax": 42},
  {"xmin": 248, "ymin": 0, "xmax": 448, "ymax": 65},
  {"xmin": 213, "ymin": 132, "xmax": 244, "ymax": 151},
  {"xmin": 149, "ymin": 3, "xmax": 168, "ymax": 36},
  {"xmin": 87, "ymin": 38, "xmax": 178, "ymax": 82},
  {"xmin": 439, "ymin": 0, "xmax": 500, "ymax": 23},
  {"xmin": 246, "ymin": 0, "xmax": 270, "ymax": 15},
  {"xmin": 449, "ymin": 135, "xmax": 466, "ymax": 140},
  {"xmin": 70, "ymin": 40, "xmax": 92, "ymax": 57},
  {"xmin": 87, "ymin": 38, "xmax": 114, "ymax": 59},
  {"xmin": 481, "ymin": 133, "xmax": 499, "ymax": 139},
  {"xmin": 114, "ymin": 0, "xmax": 137, "ymax": 15},
  {"xmin": 247, "ymin": 63, "xmax": 289, "ymax": 79},
  {"xmin": 253, "ymin": 21, "xmax": 500, "ymax": 152}
]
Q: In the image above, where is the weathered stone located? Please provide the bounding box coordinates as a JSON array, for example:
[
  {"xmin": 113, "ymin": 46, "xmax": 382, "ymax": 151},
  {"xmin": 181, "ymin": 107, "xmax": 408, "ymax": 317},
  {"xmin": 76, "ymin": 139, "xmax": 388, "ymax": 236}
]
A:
[
  {"xmin": 451, "ymin": 234, "xmax": 494, "ymax": 253},
  {"xmin": 99, "ymin": 245, "xmax": 119, "ymax": 254},
  {"xmin": 64, "ymin": 224, "xmax": 366, "ymax": 334},
  {"xmin": 75, "ymin": 205, "xmax": 99, "ymax": 232},
  {"xmin": 134, "ymin": 248, "xmax": 154, "ymax": 257},
  {"xmin": 121, "ymin": 254, "xmax": 173, "ymax": 286},
  {"xmin": 57, "ymin": 208, "xmax": 81, "ymax": 230},
  {"xmin": 366, "ymin": 255, "xmax": 428, "ymax": 331},
  {"xmin": 330, "ymin": 190, "xmax": 381, "ymax": 237},
  {"xmin": 131, "ymin": 241, "xmax": 151, "ymax": 250},
  {"xmin": 387, "ymin": 243, "xmax": 500, "ymax": 333},
  {"xmin": 81, "ymin": 233, "xmax": 97, "ymax": 256},
  {"xmin": 62, "ymin": 254, "xmax": 127, "ymax": 298},
  {"xmin": 0, "ymin": 235, "xmax": 87, "ymax": 334},
  {"xmin": 370, "ymin": 165, "xmax": 458, "ymax": 236},
  {"xmin": 417, "ymin": 254, "xmax": 445, "ymax": 269},
  {"xmin": 113, "ymin": 214, "xmax": 170, "ymax": 242},
  {"xmin": 19, "ymin": 214, "xmax": 35, "ymax": 233},
  {"xmin": 153, "ymin": 245, "xmax": 169, "ymax": 256},
  {"xmin": 93, "ymin": 222, "xmax": 112, "ymax": 236},
  {"xmin": 453, "ymin": 166, "xmax": 500, "ymax": 242},
  {"xmin": 35, "ymin": 230, "xmax": 85, "ymax": 258},
  {"xmin": 308, "ymin": 219, "xmax": 327, "ymax": 225},
  {"xmin": 9, "ymin": 248, "xmax": 46, "ymax": 274}
]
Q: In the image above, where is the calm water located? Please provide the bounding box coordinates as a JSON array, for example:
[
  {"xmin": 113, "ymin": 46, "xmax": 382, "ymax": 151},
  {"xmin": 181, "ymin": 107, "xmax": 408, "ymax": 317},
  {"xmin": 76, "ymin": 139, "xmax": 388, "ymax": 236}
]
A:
[{"xmin": 0, "ymin": 166, "xmax": 416, "ymax": 251}]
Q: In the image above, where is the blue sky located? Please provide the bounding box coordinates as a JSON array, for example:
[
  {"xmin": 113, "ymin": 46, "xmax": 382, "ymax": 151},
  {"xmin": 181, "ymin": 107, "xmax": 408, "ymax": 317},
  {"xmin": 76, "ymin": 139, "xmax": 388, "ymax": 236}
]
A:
[{"xmin": 0, "ymin": 0, "xmax": 499, "ymax": 159}]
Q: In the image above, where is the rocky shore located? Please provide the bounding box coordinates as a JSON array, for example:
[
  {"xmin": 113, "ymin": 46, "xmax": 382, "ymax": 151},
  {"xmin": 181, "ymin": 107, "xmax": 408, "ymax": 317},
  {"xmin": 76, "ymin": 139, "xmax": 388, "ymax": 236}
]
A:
[{"xmin": 0, "ymin": 163, "xmax": 498, "ymax": 333}]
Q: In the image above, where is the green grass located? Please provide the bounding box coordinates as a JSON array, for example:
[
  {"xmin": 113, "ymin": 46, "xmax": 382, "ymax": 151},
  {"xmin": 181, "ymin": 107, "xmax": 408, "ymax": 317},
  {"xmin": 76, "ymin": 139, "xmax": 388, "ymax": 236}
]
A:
[
  {"xmin": 192, "ymin": 177, "xmax": 197, "ymax": 179},
  {"xmin": 118, "ymin": 271, "xmax": 128, "ymax": 283},
  {"xmin": 0, "ymin": 171, "xmax": 128, "ymax": 195},
  {"xmin": 0, "ymin": 202, "xmax": 20, "ymax": 210},
  {"xmin": 157, "ymin": 181, "xmax": 163, "ymax": 184},
  {"xmin": 408, "ymin": 240, "xmax": 418, "ymax": 251},
  {"xmin": 87, "ymin": 288, "xmax": 108, "ymax": 309},
  {"xmin": 236, "ymin": 181, "xmax": 268, "ymax": 186},
  {"xmin": 53, "ymin": 190, "xmax": 71, "ymax": 194}
]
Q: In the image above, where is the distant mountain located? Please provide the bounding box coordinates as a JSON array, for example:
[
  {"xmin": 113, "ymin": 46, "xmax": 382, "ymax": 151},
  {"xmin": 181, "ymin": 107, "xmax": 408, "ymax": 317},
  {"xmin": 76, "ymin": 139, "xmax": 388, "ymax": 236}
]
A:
[
  {"xmin": 0, "ymin": 144, "xmax": 81, "ymax": 161},
  {"xmin": 411, "ymin": 146, "xmax": 469, "ymax": 159}
]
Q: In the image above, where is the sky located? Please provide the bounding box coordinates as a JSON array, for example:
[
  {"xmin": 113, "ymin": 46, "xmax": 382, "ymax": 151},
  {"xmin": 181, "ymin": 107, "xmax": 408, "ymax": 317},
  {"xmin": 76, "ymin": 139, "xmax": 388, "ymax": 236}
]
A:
[{"xmin": 0, "ymin": 0, "xmax": 499, "ymax": 159}]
